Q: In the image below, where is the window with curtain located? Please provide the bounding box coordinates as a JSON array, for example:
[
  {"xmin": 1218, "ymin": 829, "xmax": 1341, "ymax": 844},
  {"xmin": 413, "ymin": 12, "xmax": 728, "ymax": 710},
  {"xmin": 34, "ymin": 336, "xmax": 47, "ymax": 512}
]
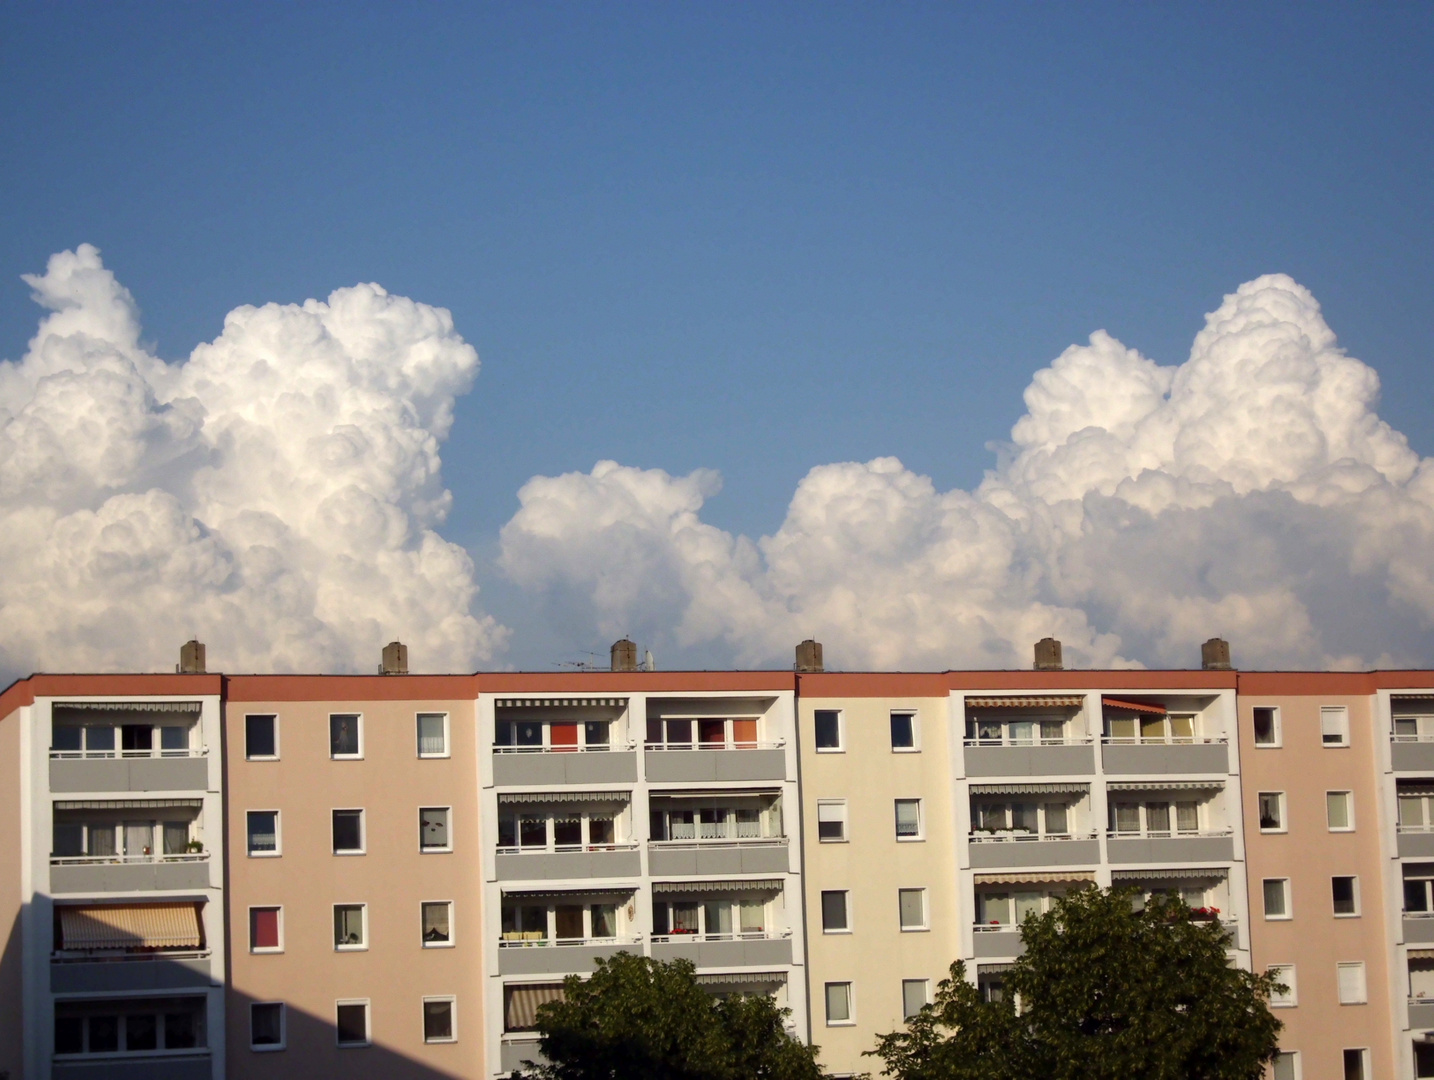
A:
[
  {"xmin": 417, "ymin": 713, "xmax": 447, "ymax": 757},
  {"xmin": 895, "ymin": 800, "xmax": 922, "ymax": 839},
  {"xmin": 422, "ymin": 901, "xmax": 452, "ymax": 945},
  {"xmin": 333, "ymin": 905, "xmax": 365, "ymax": 948}
]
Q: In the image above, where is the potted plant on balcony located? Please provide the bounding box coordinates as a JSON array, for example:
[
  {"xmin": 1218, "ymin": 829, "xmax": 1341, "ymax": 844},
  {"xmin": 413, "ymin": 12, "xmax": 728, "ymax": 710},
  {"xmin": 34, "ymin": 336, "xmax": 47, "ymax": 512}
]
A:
[{"xmin": 185, "ymin": 839, "xmax": 204, "ymax": 854}]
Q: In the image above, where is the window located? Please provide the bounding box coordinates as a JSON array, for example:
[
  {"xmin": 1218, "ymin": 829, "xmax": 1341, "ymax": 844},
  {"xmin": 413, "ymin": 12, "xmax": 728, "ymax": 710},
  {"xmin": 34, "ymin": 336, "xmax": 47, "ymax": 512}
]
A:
[
  {"xmin": 821, "ymin": 891, "xmax": 849, "ymax": 933},
  {"xmin": 1332, "ymin": 876, "xmax": 1360, "ymax": 916},
  {"xmin": 422, "ymin": 901, "xmax": 453, "ymax": 947},
  {"xmin": 54, "ymin": 998, "xmax": 207, "ymax": 1056},
  {"xmin": 1259, "ymin": 792, "xmax": 1286, "ymax": 832},
  {"xmin": 899, "ymin": 888, "xmax": 927, "ymax": 931},
  {"xmin": 1322, "ymin": 706, "xmax": 1350, "ymax": 747},
  {"xmin": 1263, "ymin": 878, "xmax": 1291, "ymax": 920},
  {"xmin": 336, "ymin": 1000, "xmax": 370, "ymax": 1047},
  {"xmin": 1104, "ymin": 709, "xmax": 1196, "ymax": 743},
  {"xmin": 250, "ymin": 1002, "xmax": 284, "ymax": 1050},
  {"xmin": 1418, "ymin": 1042, "xmax": 1434, "ymax": 1079},
  {"xmin": 1327, "ymin": 791, "xmax": 1353, "ymax": 831},
  {"xmin": 975, "ymin": 799, "xmax": 1078, "ymax": 838},
  {"xmin": 824, "ymin": 982, "xmax": 853, "ymax": 1024},
  {"xmin": 1336, "ymin": 961, "xmax": 1367, "ymax": 1004},
  {"xmin": 1252, "ymin": 707, "xmax": 1280, "ymax": 747},
  {"xmin": 246, "ymin": 811, "xmax": 279, "ymax": 856},
  {"xmin": 1267, "ymin": 964, "xmax": 1297, "ymax": 1007},
  {"xmin": 817, "ymin": 800, "xmax": 847, "ymax": 843},
  {"xmin": 815, "ymin": 710, "xmax": 842, "ymax": 751},
  {"xmin": 1342, "ymin": 1048, "xmax": 1368, "ymax": 1080},
  {"xmin": 891, "ymin": 712, "xmax": 917, "ymax": 751},
  {"xmin": 978, "ymin": 890, "xmax": 1060, "ymax": 926},
  {"xmin": 417, "ymin": 713, "xmax": 449, "ymax": 757},
  {"xmin": 334, "ymin": 904, "xmax": 367, "ymax": 950},
  {"xmin": 1272, "ymin": 1052, "xmax": 1299, "ymax": 1080},
  {"xmin": 330, "ymin": 713, "xmax": 363, "ymax": 758},
  {"xmin": 1405, "ymin": 874, "xmax": 1434, "ymax": 913},
  {"xmin": 967, "ymin": 713, "xmax": 1071, "ymax": 746},
  {"xmin": 1106, "ymin": 799, "xmax": 1202, "ymax": 837},
  {"xmin": 902, "ymin": 979, "xmax": 929, "ymax": 1019},
  {"xmin": 332, "ymin": 810, "xmax": 364, "ymax": 855},
  {"xmin": 423, "ymin": 997, "xmax": 456, "ymax": 1043},
  {"xmin": 245, "ymin": 715, "xmax": 277, "ymax": 759},
  {"xmin": 420, "ymin": 807, "xmax": 452, "ymax": 852},
  {"xmin": 249, "ymin": 907, "xmax": 282, "ymax": 952},
  {"xmin": 895, "ymin": 799, "xmax": 923, "ymax": 840},
  {"xmin": 1401, "ymin": 790, "xmax": 1434, "ymax": 830}
]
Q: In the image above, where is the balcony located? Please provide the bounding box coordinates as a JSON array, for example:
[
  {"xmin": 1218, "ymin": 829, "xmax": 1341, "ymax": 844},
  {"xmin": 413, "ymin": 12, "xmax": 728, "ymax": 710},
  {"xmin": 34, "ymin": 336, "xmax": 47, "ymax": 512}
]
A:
[
  {"xmin": 968, "ymin": 833, "xmax": 1099, "ymax": 869},
  {"xmin": 496, "ymin": 844, "xmax": 642, "ymax": 881},
  {"xmin": 971, "ymin": 925, "xmax": 1024, "ymax": 958},
  {"xmin": 1393, "ymin": 736, "xmax": 1434, "ymax": 773},
  {"xmin": 649, "ymin": 930, "xmax": 793, "ymax": 968},
  {"xmin": 1407, "ymin": 914, "xmax": 1434, "ymax": 944},
  {"xmin": 649, "ymin": 837, "xmax": 790, "ymax": 876},
  {"xmin": 644, "ymin": 743, "xmax": 787, "ymax": 783},
  {"xmin": 1399, "ymin": 827, "xmax": 1434, "ymax": 859},
  {"xmin": 49, "ymin": 750, "xmax": 208, "ymax": 794},
  {"xmin": 1411, "ymin": 998, "xmax": 1434, "ymax": 1030},
  {"xmin": 51, "ymin": 952, "xmax": 212, "ymax": 994},
  {"xmin": 53, "ymin": 1052, "xmax": 212, "ymax": 1080},
  {"xmin": 964, "ymin": 740, "xmax": 1095, "ymax": 777},
  {"xmin": 50, "ymin": 854, "xmax": 212, "ymax": 894},
  {"xmin": 497, "ymin": 935, "xmax": 642, "ymax": 976},
  {"xmin": 494, "ymin": 746, "xmax": 638, "ymax": 786},
  {"xmin": 1105, "ymin": 831, "xmax": 1235, "ymax": 864},
  {"xmin": 1100, "ymin": 739, "xmax": 1228, "ymax": 775}
]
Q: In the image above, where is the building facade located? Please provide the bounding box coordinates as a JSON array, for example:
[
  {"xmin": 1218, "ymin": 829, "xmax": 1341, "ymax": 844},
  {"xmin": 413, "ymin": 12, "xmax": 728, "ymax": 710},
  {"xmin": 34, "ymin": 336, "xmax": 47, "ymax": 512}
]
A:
[{"xmin": 0, "ymin": 640, "xmax": 1431, "ymax": 1079}]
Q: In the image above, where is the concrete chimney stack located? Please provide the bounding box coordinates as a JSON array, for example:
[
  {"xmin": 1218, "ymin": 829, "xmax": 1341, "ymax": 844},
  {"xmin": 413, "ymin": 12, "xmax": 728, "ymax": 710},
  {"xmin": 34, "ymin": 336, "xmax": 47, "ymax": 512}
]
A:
[
  {"xmin": 178, "ymin": 639, "xmax": 206, "ymax": 675},
  {"xmin": 611, "ymin": 639, "xmax": 638, "ymax": 673},
  {"xmin": 381, "ymin": 640, "xmax": 409, "ymax": 675},
  {"xmin": 795, "ymin": 639, "xmax": 824, "ymax": 673},
  {"xmin": 1201, "ymin": 637, "xmax": 1232, "ymax": 671},
  {"xmin": 1033, "ymin": 637, "xmax": 1063, "ymax": 671}
]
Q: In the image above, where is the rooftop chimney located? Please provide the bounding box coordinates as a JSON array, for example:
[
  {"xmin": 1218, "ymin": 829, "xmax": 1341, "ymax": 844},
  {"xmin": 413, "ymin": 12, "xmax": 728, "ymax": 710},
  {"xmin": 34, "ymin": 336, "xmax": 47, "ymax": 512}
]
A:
[
  {"xmin": 1033, "ymin": 637, "xmax": 1063, "ymax": 671},
  {"xmin": 795, "ymin": 639, "xmax": 824, "ymax": 673},
  {"xmin": 611, "ymin": 638, "xmax": 638, "ymax": 673},
  {"xmin": 178, "ymin": 639, "xmax": 206, "ymax": 675},
  {"xmin": 381, "ymin": 640, "xmax": 408, "ymax": 675},
  {"xmin": 1201, "ymin": 637, "xmax": 1232, "ymax": 671}
]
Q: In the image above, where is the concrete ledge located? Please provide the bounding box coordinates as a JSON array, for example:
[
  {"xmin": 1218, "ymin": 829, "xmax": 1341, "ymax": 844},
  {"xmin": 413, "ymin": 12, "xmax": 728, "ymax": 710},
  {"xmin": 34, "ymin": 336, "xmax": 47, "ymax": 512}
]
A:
[
  {"xmin": 496, "ymin": 849, "xmax": 641, "ymax": 880},
  {"xmin": 1106, "ymin": 836, "xmax": 1234, "ymax": 864},
  {"xmin": 51, "ymin": 956, "xmax": 212, "ymax": 994},
  {"xmin": 649, "ymin": 937, "xmax": 792, "ymax": 967},
  {"xmin": 494, "ymin": 752, "xmax": 637, "ymax": 786},
  {"xmin": 53, "ymin": 1054, "xmax": 211, "ymax": 1080},
  {"xmin": 971, "ymin": 932, "xmax": 1023, "ymax": 958},
  {"xmin": 644, "ymin": 750, "xmax": 787, "ymax": 783},
  {"xmin": 498, "ymin": 943, "xmax": 639, "ymax": 976},
  {"xmin": 50, "ymin": 861, "xmax": 212, "ymax": 894},
  {"xmin": 50, "ymin": 757, "xmax": 208, "ymax": 793},
  {"xmin": 648, "ymin": 844, "xmax": 790, "ymax": 877},
  {"xmin": 1398, "ymin": 833, "xmax": 1434, "ymax": 859},
  {"xmin": 1101, "ymin": 743, "xmax": 1228, "ymax": 775},
  {"xmin": 963, "ymin": 745, "xmax": 1095, "ymax": 777},
  {"xmin": 968, "ymin": 839, "xmax": 1100, "ymax": 868},
  {"xmin": 1393, "ymin": 743, "xmax": 1434, "ymax": 772},
  {"xmin": 1405, "ymin": 917, "xmax": 1434, "ymax": 944}
]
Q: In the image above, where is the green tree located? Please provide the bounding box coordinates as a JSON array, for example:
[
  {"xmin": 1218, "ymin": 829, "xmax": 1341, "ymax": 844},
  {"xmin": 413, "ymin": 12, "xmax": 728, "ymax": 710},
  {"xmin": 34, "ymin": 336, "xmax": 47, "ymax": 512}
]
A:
[
  {"xmin": 518, "ymin": 951, "xmax": 826, "ymax": 1080},
  {"xmin": 868, "ymin": 887, "xmax": 1283, "ymax": 1080}
]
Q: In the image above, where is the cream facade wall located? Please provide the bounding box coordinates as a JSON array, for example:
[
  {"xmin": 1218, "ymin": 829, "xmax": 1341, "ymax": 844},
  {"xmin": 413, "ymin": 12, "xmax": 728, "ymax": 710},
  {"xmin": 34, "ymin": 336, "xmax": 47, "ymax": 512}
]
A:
[
  {"xmin": 800, "ymin": 694, "xmax": 958, "ymax": 1077},
  {"xmin": 224, "ymin": 695, "xmax": 483, "ymax": 1080},
  {"xmin": 1242, "ymin": 693, "xmax": 1394, "ymax": 1080}
]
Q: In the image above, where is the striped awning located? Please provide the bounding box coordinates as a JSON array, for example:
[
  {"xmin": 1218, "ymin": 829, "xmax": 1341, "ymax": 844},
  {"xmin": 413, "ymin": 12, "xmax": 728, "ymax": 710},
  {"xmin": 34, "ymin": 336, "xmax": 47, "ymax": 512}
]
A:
[
  {"xmin": 1102, "ymin": 697, "xmax": 1166, "ymax": 715},
  {"xmin": 502, "ymin": 887, "xmax": 636, "ymax": 900},
  {"xmin": 652, "ymin": 879, "xmax": 783, "ymax": 895},
  {"xmin": 1394, "ymin": 695, "xmax": 1434, "ymax": 702},
  {"xmin": 54, "ymin": 799, "xmax": 202, "ymax": 811},
  {"xmin": 497, "ymin": 698, "xmax": 625, "ymax": 709},
  {"xmin": 974, "ymin": 871, "xmax": 1095, "ymax": 886},
  {"xmin": 650, "ymin": 789, "xmax": 780, "ymax": 802},
  {"xmin": 1400, "ymin": 784, "xmax": 1434, "ymax": 797},
  {"xmin": 59, "ymin": 903, "xmax": 202, "ymax": 950},
  {"xmin": 499, "ymin": 791, "xmax": 631, "ymax": 805},
  {"xmin": 504, "ymin": 983, "xmax": 566, "ymax": 1030},
  {"xmin": 970, "ymin": 782, "xmax": 1088, "ymax": 796},
  {"xmin": 977, "ymin": 963, "xmax": 1016, "ymax": 975},
  {"xmin": 1409, "ymin": 949, "xmax": 1434, "ymax": 961},
  {"xmin": 1111, "ymin": 868, "xmax": 1225, "ymax": 882},
  {"xmin": 1105, "ymin": 780, "xmax": 1224, "ymax": 793},
  {"xmin": 695, "ymin": 971, "xmax": 787, "ymax": 987},
  {"xmin": 966, "ymin": 696, "xmax": 1084, "ymax": 710},
  {"xmin": 54, "ymin": 701, "xmax": 201, "ymax": 712}
]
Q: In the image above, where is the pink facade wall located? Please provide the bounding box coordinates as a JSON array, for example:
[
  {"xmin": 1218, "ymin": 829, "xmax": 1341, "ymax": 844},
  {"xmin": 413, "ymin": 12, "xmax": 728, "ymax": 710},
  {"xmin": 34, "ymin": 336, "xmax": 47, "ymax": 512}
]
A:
[{"xmin": 0, "ymin": 703, "xmax": 23, "ymax": 1080}]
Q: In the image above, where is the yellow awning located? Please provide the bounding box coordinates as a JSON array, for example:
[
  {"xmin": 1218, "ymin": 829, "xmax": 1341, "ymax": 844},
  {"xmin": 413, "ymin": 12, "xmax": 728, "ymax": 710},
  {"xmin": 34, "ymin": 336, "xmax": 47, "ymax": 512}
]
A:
[
  {"xmin": 974, "ymin": 871, "xmax": 1095, "ymax": 886},
  {"xmin": 966, "ymin": 696, "xmax": 1084, "ymax": 709},
  {"xmin": 59, "ymin": 903, "xmax": 202, "ymax": 950}
]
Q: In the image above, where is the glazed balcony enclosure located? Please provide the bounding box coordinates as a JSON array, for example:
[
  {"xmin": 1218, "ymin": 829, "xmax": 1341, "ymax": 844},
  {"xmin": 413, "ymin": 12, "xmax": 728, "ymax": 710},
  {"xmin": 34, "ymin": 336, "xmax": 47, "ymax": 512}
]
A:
[
  {"xmin": 1394, "ymin": 697, "xmax": 1434, "ymax": 772},
  {"xmin": 1100, "ymin": 695, "xmax": 1228, "ymax": 774},
  {"xmin": 963, "ymin": 695, "xmax": 1094, "ymax": 776},
  {"xmin": 1104, "ymin": 780, "xmax": 1234, "ymax": 863},
  {"xmin": 648, "ymin": 790, "xmax": 789, "ymax": 876},
  {"xmin": 971, "ymin": 870, "xmax": 1095, "ymax": 957},
  {"xmin": 492, "ymin": 697, "xmax": 638, "ymax": 785},
  {"xmin": 649, "ymin": 879, "xmax": 792, "ymax": 967},
  {"xmin": 49, "ymin": 701, "xmax": 207, "ymax": 793},
  {"xmin": 52, "ymin": 993, "xmax": 211, "ymax": 1079},
  {"xmin": 644, "ymin": 697, "xmax": 786, "ymax": 783},
  {"xmin": 1410, "ymin": 950, "xmax": 1434, "ymax": 1029},
  {"xmin": 495, "ymin": 791, "xmax": 640, "ymax": 879},
  {"xmin": 498, "ymin": 887, "xmax": 640, "ymax": 975},
  {"xmin": 1397, "ymin": 783, "xmax": 1434, "ymax": 858},
  {"xmin": 968, "ymin": 783, "xmax": 1098, "ymax": 868},
  {"xmin": 50, "ymin": 799, "xmax": 211, "ymax": 893}
]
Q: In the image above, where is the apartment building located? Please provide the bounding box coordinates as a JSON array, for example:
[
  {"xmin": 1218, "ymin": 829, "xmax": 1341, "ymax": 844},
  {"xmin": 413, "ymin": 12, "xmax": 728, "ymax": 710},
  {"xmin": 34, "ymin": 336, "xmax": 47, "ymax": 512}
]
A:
[{"xmin": 0, "ymin": 636, "xmax": 1432, "ymax": 1080}]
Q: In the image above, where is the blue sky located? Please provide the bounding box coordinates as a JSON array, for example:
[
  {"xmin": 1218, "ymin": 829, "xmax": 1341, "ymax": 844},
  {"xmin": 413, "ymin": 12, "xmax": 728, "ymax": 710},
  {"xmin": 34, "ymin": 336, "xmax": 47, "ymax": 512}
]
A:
[{"xmin": 2, "ymin": 3, "xmax": 1433, "ymax": 672}]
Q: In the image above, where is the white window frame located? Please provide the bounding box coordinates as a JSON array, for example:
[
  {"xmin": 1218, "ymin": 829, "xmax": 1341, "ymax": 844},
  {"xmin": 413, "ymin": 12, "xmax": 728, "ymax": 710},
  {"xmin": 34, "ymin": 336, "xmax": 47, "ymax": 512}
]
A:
[
  {"xmin": 246, "ymin": 809, "xmax": 281, "ymax": 858},
  {"xmin": 1258, "ymin": 791, "xmax": 1287, "ymax": 834},
  {"xmin": 249, "ymin": 1001, "xmax": 286, "ymax": 1052},
  {"xmin": 1336, "ymin": 961, "xmax": 1367, "ymax": 1004},
  {"xmin": 1251, "ymin": 706, "xmax": 1282, "ymax": 748},
  {"xmin": 1326, "ymin": 790, "xmax": 1355, "ymax": 832},
  {"xmin": 248, "ymin": 905, "xmax": 284, "ymax": 954},
  {"xmin": 821, "ymin": 890, "xmax": 851, "ymax": 934},
  {"xmin": 334, "ymin": 903, "xmax": 369, "ymax": 952},
  {"xmin": 890, "ymin": 711, "xmax": 920, "ymax": 753},
  {"xmin": 1263, "ymin": 878, "xmax": 1292, "ymax": 920},
  {"xmin": 824, "ymin": 981, "xmax": 855, "ymax": 1026},
  {"xmin": 420, "ymin": 806, "xmax": 454, "ymax": 853},
  {"xmin": 895, "ymin": 798, "xmax": 924, "ymax": 841},
  {"xmin": 335, "ymin": 998, "xmax": 372, "ymax": 1047},
  {"xmin": 1272, "ymin": 1050, "xmax": 1301, "ymax": 1080},
  {"xmin": 1332, "ymin": 875, "xmax": 1361, "ymax": 918},
  {"xmin": 422, "ymin": 995, "xmax": 457, "ymax": 1044},
  {"xmin": 898, "ymin": 887, "xmax": 928, "ymax": 931},
  {"xmin": 816, "ymin": 799, "xmax": 848, "ymax": 843},
  {"xmin": 814, "ymin": 710, "xmax": 844, "ymax": 753},
  {"xmin": 417, "ymin": 712, "xmax": 451, "ymax": 759},
  {"xmin": 1321, "ymin": 706, "xmax": 1350, "ymax": 748},
  {"xmin": 421, "ymin": 900, "xmax": 455, "ymax": 948},
  {"xmin": 244, "ymin": 713, "xmax": 280, "ymax": 761},
  {"xmin": 901, "ymin": 978, "xmax": 931, "ymax": 1018},
  {"xmin": 332, "ymin": 808, "xmax": 366, "ymax": 856},
  {"xmin": 1267, "ymin": 963, "xmax": 1297, "ymax": 1007},
  {"xmin": 1341, "ymin": 1048, "xmax": 1369, "ymax": 1080},
  {"xmin": 330, "ymin": 712, "xmax": 365, "ymax": 760}
]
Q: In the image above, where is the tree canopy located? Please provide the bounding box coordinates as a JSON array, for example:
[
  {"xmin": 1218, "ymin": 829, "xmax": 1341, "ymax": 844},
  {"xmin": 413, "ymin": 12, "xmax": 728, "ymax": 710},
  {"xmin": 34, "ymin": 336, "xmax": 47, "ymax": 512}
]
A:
[
  {"xmin": 517, "ymin": 952, "xmax": 825, "ymax": 1080},
  {"xmin": 868, "ymin": 887, "xmax": 1283, "ymax": 1080}
]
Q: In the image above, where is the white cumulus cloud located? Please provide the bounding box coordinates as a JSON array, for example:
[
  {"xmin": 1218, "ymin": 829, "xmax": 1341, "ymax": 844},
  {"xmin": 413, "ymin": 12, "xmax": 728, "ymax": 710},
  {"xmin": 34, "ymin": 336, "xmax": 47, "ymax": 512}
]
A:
[
  {"xmin": 0, "ymin": 244, "xmax": 506, "ymax": 676},
  {"xmin": 499, "ymin": 274, "xmax": 1434, "ymax": 671}
]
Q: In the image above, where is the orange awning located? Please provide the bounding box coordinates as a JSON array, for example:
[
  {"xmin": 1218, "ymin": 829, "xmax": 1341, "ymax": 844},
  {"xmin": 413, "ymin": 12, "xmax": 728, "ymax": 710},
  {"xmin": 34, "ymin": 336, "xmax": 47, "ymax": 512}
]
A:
[
  {"xmin": 966, "ymin": 696, "xmax": 1084, "ymax": 709},
  {"xmin": 1101, "ymin": 696, "xmax": 1167, "ymax": 716},
  {"xmin": 59, "ymin": 903, "xmax": 202, "ymax": 950}
]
